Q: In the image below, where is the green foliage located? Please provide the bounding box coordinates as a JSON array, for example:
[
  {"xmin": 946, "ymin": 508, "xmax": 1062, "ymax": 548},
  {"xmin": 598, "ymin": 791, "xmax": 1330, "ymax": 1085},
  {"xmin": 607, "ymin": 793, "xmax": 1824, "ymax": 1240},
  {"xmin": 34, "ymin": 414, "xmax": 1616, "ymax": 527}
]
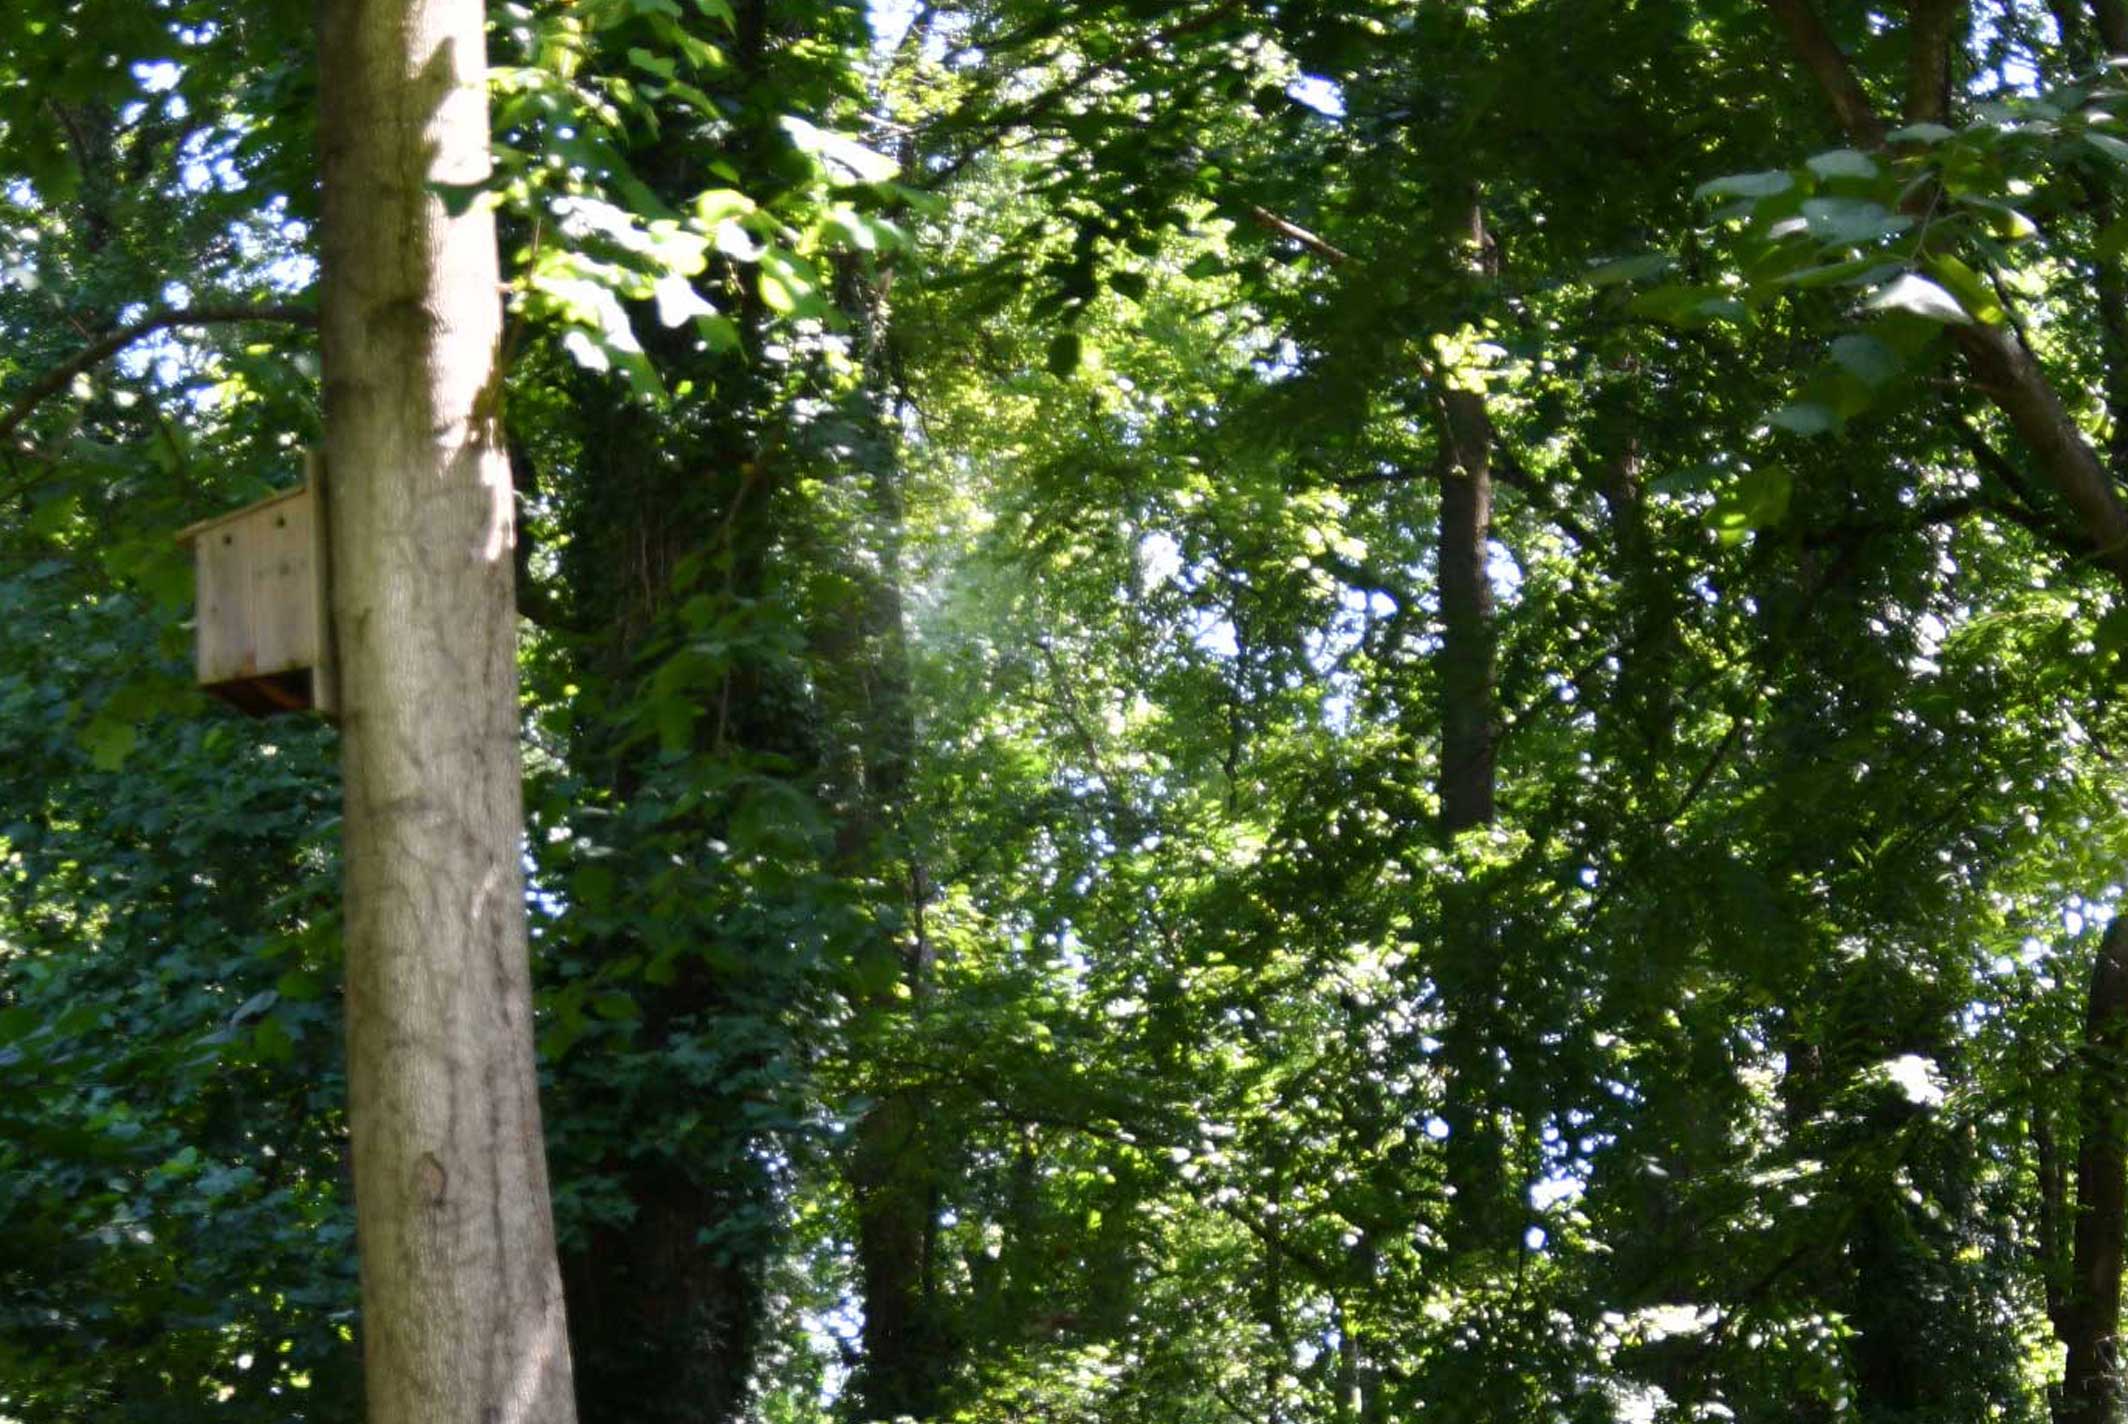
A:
[{"xmin": 10, "ymin": 3, "xmax": 2128, "ymax": 1423}]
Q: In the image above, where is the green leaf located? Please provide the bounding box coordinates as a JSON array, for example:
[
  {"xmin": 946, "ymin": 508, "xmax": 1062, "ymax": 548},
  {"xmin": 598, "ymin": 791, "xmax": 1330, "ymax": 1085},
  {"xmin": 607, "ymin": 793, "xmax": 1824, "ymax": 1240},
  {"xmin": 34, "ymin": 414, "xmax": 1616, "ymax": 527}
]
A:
[
  {"xmin": 29, "ymin": 491, "xmax": 79, "ymax": 538},
  {"xmin": 275, "ymin": 971, "xmax": 327, "ymax": 1002},
  {"xmin": 1923, "ymin": 255, "xmax": 2006, "ymax": 326},
  {"xmin": 1586, "ymin": 253, "xmax": 1674, "ymax": 286},
  {"xmin": 1711, "ymin": 468, "xmax": 1794, "ymax": 535},
  {"xmin": 234, "ymin": 989, "xmax": 279, "ymax": 1022},
  {"xmin": 1959, "ymin": 196, "xmax": 2038, "ymax": 242},
  {"xmin": 1048, "ymin": 331, "xmax": 1084, "ymax": 377},
  {"xmin": 592, "ymin": 992, "xmax": 640, "ymax": 1021},
  {"xmin": 2087, "ymin": 132, "xmax": 2128, "ymax": 166},
  {"xmin": 694, "ymin": 313, "xmax": 742, "ymax": 351},
  {"xmin": 1772, "ymin": 257, "xmax": 1902, "ymax": 290},
  {"xmin": 430, "ymin": 179, "xmax": 491, "ymax": 217},
  {"xmin": 1886, "ymin": 121, "xmax": 1957, "ymax": 144},
  {"xmin": 1649, "ymin": 463, "xmax": 1725, "ymax": 496},
  {"xmin": 779, "ymin": 116, "xmax": 899, "ymax": 184},
  {"xmin": 1806, "ymin": 149, "xmax": 1879, "ymax": 180},
  {"xmin": 253, "ymin": 1014, "xmax": 295, "ymax": 1063},
  {"xmin": 1694, "ymin": 170, "xmax": 1794, "ymax": 201},
  {"xmin": 652, "ymin": 273, "xmax": 715, "ymax": 327},
  {"xmin": 1800, "ymin": 197, "xmax": 1908, "ymax": 245},
  {"xmin": 627, "ymin": 46, "xmax": 676, "ymax": 80},
  {"xmin": 1768, "ymin": 402, "xmax": 1837, "ymax": 436},
  {"xmin": 693, "ymin": 188, "xmax": 756, "ymax": 227},
  {"xmin": 573, "ymin": 863, "xmax": 617, "ymax": 914},
  {"xmin": 79, "ymin": 717, "xmax": 136, "ymax": 771},
  {"xmin": 758, "ymin": 270, "xmax": 799, "ymax": 313}
]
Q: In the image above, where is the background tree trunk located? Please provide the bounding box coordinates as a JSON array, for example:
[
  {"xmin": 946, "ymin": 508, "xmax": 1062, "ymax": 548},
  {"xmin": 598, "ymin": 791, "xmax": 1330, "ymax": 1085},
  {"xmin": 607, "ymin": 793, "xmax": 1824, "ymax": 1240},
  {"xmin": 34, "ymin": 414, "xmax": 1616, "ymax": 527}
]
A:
[
  {"xmin": 2060, "ymin": 919, "xmax": 2128, "ymax": 1424},
  {"xmin": 1435, "ymin": 196, "xmax": 1507, "ymax": 1256},
  {"xmin": 315, "ymin": 0, "xmax": 577, "ymax": 1419}
]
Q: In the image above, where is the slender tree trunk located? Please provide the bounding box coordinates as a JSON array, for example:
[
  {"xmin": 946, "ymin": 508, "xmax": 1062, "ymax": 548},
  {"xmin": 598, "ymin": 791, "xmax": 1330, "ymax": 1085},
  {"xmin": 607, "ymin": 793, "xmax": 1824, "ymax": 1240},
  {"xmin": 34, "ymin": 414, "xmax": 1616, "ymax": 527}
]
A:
[
  {"xmin": 1438, "ymin": 380, "xmax": 1497, "ymax": 834},
  {"xmin": 824, "ymin": 260, "xmax": 949, "ymax": 1418},
  {"xmin": 2097, "ymin": 0, "xmax": 2128, "ymax": 55},
  {"xmin": 2041, "ymin": 1105, "xmax": 2071, "ymax": 1340},
  {"xmin": 2060, "ymin": 920, "xmax": 2128, "ymax": 1424},
  {"xmin": 839, "ymin": 475, "xmax": 947, "ymax": 1418},
  {"xmin": 851, "ymin": 1088, "xmax": 942, "ymax": 1418},
  {"xmin": 1435, "ymin": 197, "xmax": 1507, "ymax": 1254},
  {"xmin": 1903, "ymin": 0, "xmax": 1964, "ymax": 127},
  {"xmin": 315, "ymin": 1, "xmax": 576, "ymax": 1419}
]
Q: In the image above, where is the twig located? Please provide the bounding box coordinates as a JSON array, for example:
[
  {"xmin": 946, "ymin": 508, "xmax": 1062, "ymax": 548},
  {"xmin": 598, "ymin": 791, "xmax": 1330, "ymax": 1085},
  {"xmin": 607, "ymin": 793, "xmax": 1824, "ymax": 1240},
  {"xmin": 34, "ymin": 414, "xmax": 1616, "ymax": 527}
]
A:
[{"xmin": 1245, "ymin": 205, "xmax": 1349, "ymax": 265}]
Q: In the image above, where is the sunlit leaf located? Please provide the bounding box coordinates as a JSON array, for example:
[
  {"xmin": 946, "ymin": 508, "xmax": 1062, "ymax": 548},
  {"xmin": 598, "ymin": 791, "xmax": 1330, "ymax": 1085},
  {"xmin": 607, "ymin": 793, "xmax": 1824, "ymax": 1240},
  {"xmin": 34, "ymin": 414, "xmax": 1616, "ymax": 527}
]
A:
[
  {"xmin": 1867, "ymin": 272, "xmax": 1973, "ymax": 324},
  {"xmin": 1694, "ymin": 170, "xmax": 1794, "ymax": 200}
]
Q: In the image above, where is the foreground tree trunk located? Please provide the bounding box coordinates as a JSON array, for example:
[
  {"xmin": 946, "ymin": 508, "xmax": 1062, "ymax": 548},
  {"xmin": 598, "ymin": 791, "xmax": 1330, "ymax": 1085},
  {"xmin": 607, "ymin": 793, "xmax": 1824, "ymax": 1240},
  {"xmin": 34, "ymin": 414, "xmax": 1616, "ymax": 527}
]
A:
[{"xmin": 315, "ymin": 1, "xmax": 577, "ymax": 1419}]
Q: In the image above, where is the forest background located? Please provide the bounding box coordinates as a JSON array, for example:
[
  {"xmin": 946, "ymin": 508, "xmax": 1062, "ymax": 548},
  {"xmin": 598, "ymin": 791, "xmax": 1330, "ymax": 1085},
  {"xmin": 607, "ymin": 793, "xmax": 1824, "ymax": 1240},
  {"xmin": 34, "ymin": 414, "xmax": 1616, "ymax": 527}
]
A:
[{"xmin": 8, "ymin": 1, "xmax": 2128, "ymax": 1421}]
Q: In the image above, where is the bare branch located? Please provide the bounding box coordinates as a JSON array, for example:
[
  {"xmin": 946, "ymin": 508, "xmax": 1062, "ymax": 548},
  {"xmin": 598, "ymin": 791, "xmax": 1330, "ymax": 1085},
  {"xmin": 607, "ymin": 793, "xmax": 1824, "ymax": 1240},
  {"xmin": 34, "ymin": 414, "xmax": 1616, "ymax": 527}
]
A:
[
  {"xmin": 0, "ymin": 304, "xmax": 316, "ymax": 444},
  {"xmin": 1245, "ymin": 205, "xmax": 1349, "ymax": 265}
]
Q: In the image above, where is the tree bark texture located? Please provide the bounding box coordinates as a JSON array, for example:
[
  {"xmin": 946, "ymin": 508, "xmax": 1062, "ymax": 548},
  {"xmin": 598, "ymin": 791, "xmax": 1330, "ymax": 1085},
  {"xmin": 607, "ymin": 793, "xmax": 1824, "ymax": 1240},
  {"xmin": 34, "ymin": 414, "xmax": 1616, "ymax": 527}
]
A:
[
  {"xmin": 1760, "ymin": 0, "xmax": 1888, "ymax": 146},
  {"xmin": 1902, "ymin": 0, "xmax": 1965, "ymax": 126},
  {"xmin": 2098, "ymin": 0, "xmax": 2128, "ymax": 55},
  {"xmin": 315, "ymin": 0, "xmax": 577, "ymax": 1419},
  {"xmin": 2061, "ymin": 919, "xmax": 2128, "ymax": 1424},
  {"xmin": 1434, "ymin": 198, "xmax": 1507, "ymax": 1255},
  {"xmin": 835, "ymin": 422, "xmax": 949, "ymax": 1423},
  {"xmin": 1438, "ymin": 384, "xmax": 1497, "ymax": 837}
]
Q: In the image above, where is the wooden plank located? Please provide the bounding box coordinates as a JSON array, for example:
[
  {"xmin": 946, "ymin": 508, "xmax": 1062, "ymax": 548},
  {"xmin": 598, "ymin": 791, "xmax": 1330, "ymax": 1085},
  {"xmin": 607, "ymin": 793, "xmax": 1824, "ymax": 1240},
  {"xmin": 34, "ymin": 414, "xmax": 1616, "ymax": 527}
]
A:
[
  {"xmin": 248, "ymin": 490, "xmax": 316, "ymax": 677},
  {"xmin": 307, "ymin": 452, "xmax": 337, "ymax": 717},
  {"xmin": 194, "ymin": 515, "xmax": 257, "ymax": 684},
  {"xmin": 174, "ymin": 481, "xmax": 309, "ymax": 544}
]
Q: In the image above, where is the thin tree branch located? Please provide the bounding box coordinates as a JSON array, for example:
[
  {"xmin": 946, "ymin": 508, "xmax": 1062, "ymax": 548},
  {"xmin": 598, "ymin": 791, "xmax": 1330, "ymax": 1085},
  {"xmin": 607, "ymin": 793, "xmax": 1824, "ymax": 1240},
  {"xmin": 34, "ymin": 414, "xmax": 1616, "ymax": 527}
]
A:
[
  {"xmin": 1760, "ymin": 0, "xmax": 1889, "ymax": 146},
  {"xmin": 1656, "ymin": 715, "xmax": 1749, "ymax": 836},
  {"xmin": 1953, "ymin": 322, "xmax": 2128, "ymax": 582},
  {"xmin": 0, "ymin": 304, "xmax": 316, "ymax": 443},
  {"xmin": 1245, "ymin": 205, "xmax": 1349, "ymax": 265},
  {"xmin": 1491, "ymin": 443, "xmax": 1603, "ymax": 550}
]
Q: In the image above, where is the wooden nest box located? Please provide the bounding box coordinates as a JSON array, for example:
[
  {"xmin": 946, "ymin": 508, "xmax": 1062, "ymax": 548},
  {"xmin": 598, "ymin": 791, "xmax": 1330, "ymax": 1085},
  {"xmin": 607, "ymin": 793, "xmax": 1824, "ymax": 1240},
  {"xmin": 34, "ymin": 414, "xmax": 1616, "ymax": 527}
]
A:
[{"xmin": 176, "ymin": 456, "xmax": 335, "ymax": 717}]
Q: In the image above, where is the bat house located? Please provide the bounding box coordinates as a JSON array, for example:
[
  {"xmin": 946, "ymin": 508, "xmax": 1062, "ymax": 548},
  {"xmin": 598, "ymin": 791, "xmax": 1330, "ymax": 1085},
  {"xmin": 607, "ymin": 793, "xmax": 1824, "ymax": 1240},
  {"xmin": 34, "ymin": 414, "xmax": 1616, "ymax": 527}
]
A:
[{"xmin": 176, "ymin": 456, "xmax": 335, "ymax": 717}]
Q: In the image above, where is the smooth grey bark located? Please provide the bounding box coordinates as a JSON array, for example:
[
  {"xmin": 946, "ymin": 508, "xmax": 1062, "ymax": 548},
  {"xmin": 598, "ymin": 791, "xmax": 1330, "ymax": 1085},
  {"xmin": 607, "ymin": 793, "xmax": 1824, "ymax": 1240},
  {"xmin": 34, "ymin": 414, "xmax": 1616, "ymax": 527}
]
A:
[{"xmin": 315, "ymin": 0, "xmax": 577, "ymax": 1420}]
